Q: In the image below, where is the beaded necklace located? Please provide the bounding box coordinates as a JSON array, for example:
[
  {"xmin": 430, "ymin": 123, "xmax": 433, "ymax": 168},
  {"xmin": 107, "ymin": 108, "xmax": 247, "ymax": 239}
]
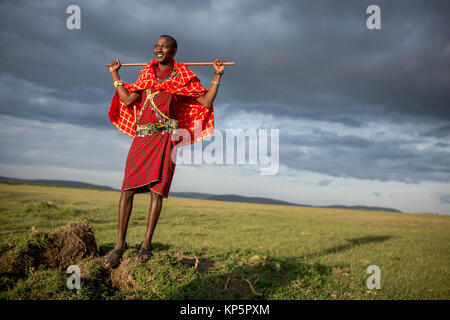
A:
[{"xmin": 154, "ymin": 66, "xmax": 178, "ymax": 82}]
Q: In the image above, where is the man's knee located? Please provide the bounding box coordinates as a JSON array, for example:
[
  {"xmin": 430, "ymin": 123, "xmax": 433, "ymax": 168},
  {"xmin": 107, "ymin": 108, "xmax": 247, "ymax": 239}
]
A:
[
  {"xmin": 122, "ymin": 189, "xmax": 136, "ymax": 200},
  {"xmin": 150, "ymin": 190, "xmax": 162, "ymax": 201}
]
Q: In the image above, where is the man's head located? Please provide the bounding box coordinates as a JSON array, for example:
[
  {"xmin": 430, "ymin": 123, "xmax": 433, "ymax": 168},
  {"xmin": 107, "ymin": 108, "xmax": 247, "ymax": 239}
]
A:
[{"xmin": 154, "ymin": 35, "xmax": 177, "ymax": 64}]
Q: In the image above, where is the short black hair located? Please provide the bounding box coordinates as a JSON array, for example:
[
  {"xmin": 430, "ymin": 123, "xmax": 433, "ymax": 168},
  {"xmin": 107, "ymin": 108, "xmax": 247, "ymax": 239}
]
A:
[{"xmin": 159, "ymin": 34, "xmax": 177, "ymax": 50}]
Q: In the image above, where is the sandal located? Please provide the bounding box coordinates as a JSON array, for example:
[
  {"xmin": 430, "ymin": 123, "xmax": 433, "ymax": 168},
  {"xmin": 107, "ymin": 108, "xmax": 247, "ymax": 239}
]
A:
[
  {"xmin": 104, "ymin": 248, "xmax": 124, "ymax": 269},
  {"xmin": 136, "ymin": 245, "xmax": 153, "ymax": 263}
]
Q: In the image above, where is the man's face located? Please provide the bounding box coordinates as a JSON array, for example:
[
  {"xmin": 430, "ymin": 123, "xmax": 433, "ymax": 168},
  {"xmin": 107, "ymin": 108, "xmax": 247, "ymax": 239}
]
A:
[{"xmin": 154, "ymin": 37, "xmax": 176, "ymax": 64}]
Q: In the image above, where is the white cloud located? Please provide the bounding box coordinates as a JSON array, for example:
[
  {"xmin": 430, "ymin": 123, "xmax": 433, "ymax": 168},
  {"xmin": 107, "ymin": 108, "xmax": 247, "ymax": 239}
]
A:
[{"xmin": 0, "ymin": 115, "xmax": 130, "ymax": 172}]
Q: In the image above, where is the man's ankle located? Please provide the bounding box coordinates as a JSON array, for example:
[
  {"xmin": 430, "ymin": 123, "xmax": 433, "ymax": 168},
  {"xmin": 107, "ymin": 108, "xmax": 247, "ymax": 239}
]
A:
[
  {"xmin": 115, "ymin": 242, "xmax": 126, "ymax": 250},
  {"xmin": 141, "ymin": 242, "xmax": 152, "ymax": 249}
]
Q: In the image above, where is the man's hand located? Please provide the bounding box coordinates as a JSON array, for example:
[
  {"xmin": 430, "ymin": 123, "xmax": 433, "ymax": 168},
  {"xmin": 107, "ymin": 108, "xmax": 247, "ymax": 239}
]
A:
[
  {"xmin": 213, "ymin": 59, "xmax": 225, "ymax": 73},
  {"xmin": 107, "ymin": 59, "xmax": 121, "ymax": 73}
]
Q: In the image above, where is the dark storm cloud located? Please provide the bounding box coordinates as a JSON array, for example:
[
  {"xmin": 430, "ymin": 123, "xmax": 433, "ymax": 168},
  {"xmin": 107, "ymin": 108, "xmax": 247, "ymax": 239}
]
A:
[
  {"xmin": 220, "ymin": 0, "xmax": 450, "ymax": 123},
  {"xmin": 280, "ymin": 129, "xmax": 450, "ymax": 183},
  {"xmin": 420, "ymin": 123, "xmax": 450, "ymax": 139},
  {"xmin": 1, "ymin": 0, "xmax": 449, "ymax": 124},
  {"xmin": 0, "ymin": 0, "xmax": 449, "ymax": 184},
  {"xmin": 317, "ymin": 179, "xmax": 332, "ymax": 186},
  {"xmin": 326, "ymin": 116, "xmax": 366, "ymax": 128},
  {"xmin": 434, "ymin": 142, "xmax": 450, "ymax": 148}
]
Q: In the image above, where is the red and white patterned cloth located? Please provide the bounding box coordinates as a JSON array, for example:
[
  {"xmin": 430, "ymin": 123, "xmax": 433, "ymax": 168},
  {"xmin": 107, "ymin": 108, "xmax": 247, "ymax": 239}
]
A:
[{"xmin": 108, "ymin": 59, "xmax": 214, "ymax": 144}]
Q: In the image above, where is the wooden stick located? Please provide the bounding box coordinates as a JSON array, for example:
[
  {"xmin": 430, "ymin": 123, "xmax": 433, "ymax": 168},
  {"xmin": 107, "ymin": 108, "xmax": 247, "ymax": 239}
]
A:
[{"xmin": 118, "ymin": 61, "xmax": 235, "ymax": 67}]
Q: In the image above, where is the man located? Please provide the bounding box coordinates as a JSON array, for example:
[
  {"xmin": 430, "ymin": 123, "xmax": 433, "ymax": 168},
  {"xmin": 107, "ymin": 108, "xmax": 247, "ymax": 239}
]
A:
[{"xmin": 104, "ymin": 35, "xmax": 224, "ymax": 268}]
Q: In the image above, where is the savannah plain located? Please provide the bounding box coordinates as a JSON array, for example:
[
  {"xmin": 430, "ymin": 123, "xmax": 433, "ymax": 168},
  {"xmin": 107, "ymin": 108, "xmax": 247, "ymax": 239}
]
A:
[{"xmin": 0, "ymin": 182, "xmax": 448, "ymax": 300}]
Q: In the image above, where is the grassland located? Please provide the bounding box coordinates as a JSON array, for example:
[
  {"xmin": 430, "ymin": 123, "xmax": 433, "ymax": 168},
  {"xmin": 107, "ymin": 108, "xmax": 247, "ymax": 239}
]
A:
[{"xmin": 0, "ymin": 182, "xmax": 449, "ymax": 300}]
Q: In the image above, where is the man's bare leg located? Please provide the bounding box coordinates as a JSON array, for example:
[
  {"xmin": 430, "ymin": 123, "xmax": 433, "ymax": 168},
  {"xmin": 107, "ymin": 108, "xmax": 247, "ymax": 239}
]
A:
[
  {"xmin": 141, "ymin": 189, "xmax": 163, "ymax": 250},
  {"xmin": 115, "ymin": 189, "xmax": 137, "ymax": 249},
  {"xmin": 104, "ymin": 189, "xmax": 136, "ymax": 268}
]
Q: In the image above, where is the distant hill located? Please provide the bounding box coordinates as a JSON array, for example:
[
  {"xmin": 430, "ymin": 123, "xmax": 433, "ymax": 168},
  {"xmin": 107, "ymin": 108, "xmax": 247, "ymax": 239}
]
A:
[
  {"xmin": 170, "ymin": 192, "xmax": 304, "ymax": 206},
  {"xmin": 0, "ymin": 176, "xmax": 401, "ymax": 213},
  {"xmin": 319, "ymin": 204, "xmax": 401, "ymax": 212},
  {"xmin": 169, "ymin": 192, "xmax": 402, "ymax": 213},
  {"xmin": 0, "ymin": 176, "xmax": 116, "ymax": 191}
]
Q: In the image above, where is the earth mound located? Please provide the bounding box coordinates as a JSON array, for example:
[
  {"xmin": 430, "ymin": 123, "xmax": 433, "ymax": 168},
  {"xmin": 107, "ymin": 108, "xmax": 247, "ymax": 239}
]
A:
[
  {"xmin": 0, "ymin": 221, "xmax": 99, "ymax": 274},
  {"xmin": 38, "ymin": 221, "xmax": 99, "ymax": 270}
]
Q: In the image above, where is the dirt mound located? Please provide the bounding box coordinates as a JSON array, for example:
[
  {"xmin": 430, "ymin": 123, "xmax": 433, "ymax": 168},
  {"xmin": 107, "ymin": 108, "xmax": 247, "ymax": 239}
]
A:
[
  {"xmin": 109, "ymin": 258, "xmax": 140, "ymax": 292},
  {"xmin": 38, "ymin": 222, "xmax": 99, "ymax": 270},
  {"xmin": 0, "ymin": 221, "xmax": 99, "ymax": 274}
]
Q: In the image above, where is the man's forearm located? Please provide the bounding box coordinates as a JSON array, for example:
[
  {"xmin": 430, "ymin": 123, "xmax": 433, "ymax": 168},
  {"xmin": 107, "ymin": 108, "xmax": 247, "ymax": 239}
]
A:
[
  {"xmin": 198, "ymin": 74, "xmax": 222, "ymax": 108},
  {"xmin": 111, "ymin": 71, "xmax": 137, "ymax": 106}
]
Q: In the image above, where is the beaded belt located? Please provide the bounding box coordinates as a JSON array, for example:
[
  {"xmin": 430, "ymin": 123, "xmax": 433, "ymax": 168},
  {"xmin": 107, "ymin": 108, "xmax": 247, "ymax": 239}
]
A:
[
  {"xmin": 135, "ymin": 119, "xmax": 178, "ymax": 137},
  {"xmin": 135, "ymin": 88, "xmax": 179, "ymax": 137}
]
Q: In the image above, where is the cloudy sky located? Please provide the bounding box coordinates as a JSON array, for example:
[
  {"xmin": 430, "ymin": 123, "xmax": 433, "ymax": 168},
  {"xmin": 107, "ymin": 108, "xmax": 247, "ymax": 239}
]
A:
[{"xmin": 1, "ymin": 0, "xmax": 449, "ymax": 214}]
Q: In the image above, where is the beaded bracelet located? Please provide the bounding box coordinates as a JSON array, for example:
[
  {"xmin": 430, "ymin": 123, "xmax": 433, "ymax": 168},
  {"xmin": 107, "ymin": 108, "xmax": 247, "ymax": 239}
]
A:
[
  {"xmin": 114, "ymin": 80, "xmax": 124, "ymax": 88},
  {"xmin": 211, "ymin": 81, "xmax": 220, "ymax": 86}
]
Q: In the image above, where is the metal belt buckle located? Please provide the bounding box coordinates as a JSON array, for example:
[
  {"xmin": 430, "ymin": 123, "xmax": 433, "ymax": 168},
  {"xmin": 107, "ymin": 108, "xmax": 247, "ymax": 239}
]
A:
[{"xmin": 168, "ymin": 119, "xmax": 178, "ymax": 130}]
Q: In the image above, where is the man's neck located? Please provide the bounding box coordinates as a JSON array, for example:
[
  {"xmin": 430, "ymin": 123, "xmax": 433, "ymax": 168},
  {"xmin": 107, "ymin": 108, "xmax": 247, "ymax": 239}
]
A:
[{"xmin": 157, "ymin": 61, "xmax": 173, "ymax": 71}]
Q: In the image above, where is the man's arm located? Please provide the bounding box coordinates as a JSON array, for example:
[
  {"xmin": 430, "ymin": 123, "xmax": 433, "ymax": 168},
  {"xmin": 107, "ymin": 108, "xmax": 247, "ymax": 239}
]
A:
[
  {"xmin": 196, "ymin": 59, "xmax": 225, "ymax": 109},
  {"xmin": 107, "ymin": 59, "xmax": 140, "ymax": 106}
]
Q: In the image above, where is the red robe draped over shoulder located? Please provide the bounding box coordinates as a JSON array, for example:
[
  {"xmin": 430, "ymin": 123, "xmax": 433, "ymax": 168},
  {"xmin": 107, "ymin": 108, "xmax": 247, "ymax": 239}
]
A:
[{"xmin": 108, "ymin": 59, "xmax": 214, "ymax": 144}]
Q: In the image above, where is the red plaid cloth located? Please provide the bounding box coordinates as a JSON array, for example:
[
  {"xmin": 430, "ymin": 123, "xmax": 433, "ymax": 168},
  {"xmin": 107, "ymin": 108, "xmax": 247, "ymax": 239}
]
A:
[{"xmin": 108, "ymin": 59, "xmax": 214, "ymax": 144}]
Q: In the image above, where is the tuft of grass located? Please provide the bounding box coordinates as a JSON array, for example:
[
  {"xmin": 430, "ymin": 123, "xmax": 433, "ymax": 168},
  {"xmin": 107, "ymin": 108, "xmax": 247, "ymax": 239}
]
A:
[{"xmin": 1, "ymin": 269, "xmax": 68, "ymax": 300}]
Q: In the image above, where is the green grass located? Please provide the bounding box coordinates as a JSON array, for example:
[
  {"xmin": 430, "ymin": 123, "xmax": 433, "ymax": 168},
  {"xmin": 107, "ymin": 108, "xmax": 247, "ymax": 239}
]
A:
[{"xmin": 0, "ymin": 182, "xmax": 449, "ymax": 300}]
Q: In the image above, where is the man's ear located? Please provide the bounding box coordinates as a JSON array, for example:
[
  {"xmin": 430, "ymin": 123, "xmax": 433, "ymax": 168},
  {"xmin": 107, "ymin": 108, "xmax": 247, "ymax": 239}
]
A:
[{"xmin": 171, "ymin": 47, "xmax": 177, "ymax": 56}]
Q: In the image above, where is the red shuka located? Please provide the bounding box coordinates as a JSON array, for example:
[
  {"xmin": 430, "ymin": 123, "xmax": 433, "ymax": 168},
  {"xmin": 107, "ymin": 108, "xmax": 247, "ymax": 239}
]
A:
[
  {"xmin": 108, "ymin": 59, "xmax": 214, "ymax": 144},
  {"xmin": 121, "ymin": 65, "xmax": 182, "ymax": 197}
]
